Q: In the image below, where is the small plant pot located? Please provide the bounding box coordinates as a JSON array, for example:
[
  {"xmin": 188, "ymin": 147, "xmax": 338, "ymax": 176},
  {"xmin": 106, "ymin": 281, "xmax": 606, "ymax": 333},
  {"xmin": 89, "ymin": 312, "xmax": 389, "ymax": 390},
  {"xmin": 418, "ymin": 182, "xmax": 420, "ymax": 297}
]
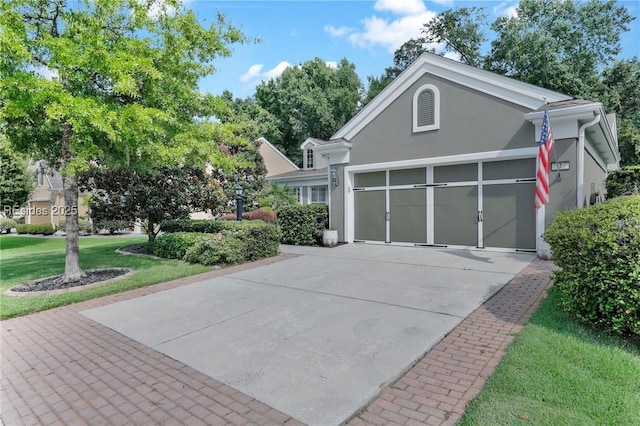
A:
[{"xmin": 322, "ymin": 229, "xmax": 338, "ymax": 247}]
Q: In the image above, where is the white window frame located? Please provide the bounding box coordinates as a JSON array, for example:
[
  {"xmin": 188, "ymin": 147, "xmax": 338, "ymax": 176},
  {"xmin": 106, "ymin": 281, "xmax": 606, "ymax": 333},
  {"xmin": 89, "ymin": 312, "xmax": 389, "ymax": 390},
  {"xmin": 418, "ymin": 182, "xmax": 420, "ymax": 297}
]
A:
[
  {"xmin": 413, "ymin": 83, "xmax": 440, "ymax": 133},
  {"xmin": 305, "ymin": 149, "xmax": 315, "ymax": 169},
  {"xmin": 310, "ymin": 186, "xmax": 327, "ymax": 204}
]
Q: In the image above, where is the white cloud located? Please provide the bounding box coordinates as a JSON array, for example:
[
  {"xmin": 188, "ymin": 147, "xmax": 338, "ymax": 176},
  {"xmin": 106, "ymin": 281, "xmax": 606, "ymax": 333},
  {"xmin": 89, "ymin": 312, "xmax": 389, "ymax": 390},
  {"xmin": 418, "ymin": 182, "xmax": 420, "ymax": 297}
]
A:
[
  {"xmin": 327, "ymin": 0, "xmax": 439, "ymax": 53},
  {"xmin": 324, "ymin": 24, "xmax": 352, "ymax": 38},
  {"xmin": 264, "ymin": 61, "xmax": 292, "ymax": 79},
  {"xmin": 348, "ymin": 11, "xmax": 437, "ymax": 53},
  {"xmin": 430, "ymin": 0, "xmax": 454, "ymax": 5},
  {"xmin": 325, "ymin": 61, "xmax": 338, "ymax": 69},
  {"xmin": 493, "ymin": 1, "xmax": 519, "ymax": 18},
  {"xmin": 240, "ymin": 64, "xmax": 263, "ymax": 83},
  {"xmin": 239, "ymin": 61, "xmax": 291, "ymax": 84},
  {"xmin": 374, "ymin": 0, "xmax": 426, "ymax": 16}
]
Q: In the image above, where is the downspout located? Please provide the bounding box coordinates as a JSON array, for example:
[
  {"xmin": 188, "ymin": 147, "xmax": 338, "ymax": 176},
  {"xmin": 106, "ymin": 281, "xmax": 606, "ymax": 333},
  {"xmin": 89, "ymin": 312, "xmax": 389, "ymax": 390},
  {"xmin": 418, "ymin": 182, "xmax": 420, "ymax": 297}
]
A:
[{"xmin": 577, "ymin": 113, "xmax": 601, "ymax": 208}]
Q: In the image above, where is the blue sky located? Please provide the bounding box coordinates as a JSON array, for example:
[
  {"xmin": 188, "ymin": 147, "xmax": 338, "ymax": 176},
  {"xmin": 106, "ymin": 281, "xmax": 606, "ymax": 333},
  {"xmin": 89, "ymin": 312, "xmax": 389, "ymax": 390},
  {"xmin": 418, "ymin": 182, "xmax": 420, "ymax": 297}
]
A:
[{"xmin": 187, "ymin": 0, "xmax": 640, "ymax": 98}]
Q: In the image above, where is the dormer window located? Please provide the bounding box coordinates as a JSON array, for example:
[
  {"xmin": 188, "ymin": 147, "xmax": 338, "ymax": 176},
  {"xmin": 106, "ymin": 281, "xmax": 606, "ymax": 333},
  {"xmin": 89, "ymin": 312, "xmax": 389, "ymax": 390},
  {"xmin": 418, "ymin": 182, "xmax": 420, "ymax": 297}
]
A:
[
  {"xmin": 306, "ymin": 148, "xmax": 314, "ymax": 169},
  {"xmin": 413, "ymin": 84, "xmax": 440, "ymax": 133}
]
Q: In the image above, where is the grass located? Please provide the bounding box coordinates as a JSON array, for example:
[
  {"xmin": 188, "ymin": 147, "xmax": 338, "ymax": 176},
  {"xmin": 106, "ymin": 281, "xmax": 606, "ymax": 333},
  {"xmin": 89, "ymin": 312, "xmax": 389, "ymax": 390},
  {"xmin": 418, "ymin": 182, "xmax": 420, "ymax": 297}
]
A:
[
  {"xmin": 0, "ymin": 235, "xmax": 211, "ymax": 319},
  {"xmin": 459, "ymin": 290, "xmax": 640, "ymax": 426}
]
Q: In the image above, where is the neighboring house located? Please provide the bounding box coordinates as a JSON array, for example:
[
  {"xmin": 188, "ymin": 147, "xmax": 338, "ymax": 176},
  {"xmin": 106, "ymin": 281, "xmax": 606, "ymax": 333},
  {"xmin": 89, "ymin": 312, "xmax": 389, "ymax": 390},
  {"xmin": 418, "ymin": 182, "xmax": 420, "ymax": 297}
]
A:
[
  {"xmin": 25, "ymin": 163, "xmax": 89, "ymax": 226},
  {"xmin": 265, "ymin": 137, "xmax": 331, "ymax": 205},
  {"xmin": 311, "ymin": 53, "xmax": 618, "ymax": 257}
]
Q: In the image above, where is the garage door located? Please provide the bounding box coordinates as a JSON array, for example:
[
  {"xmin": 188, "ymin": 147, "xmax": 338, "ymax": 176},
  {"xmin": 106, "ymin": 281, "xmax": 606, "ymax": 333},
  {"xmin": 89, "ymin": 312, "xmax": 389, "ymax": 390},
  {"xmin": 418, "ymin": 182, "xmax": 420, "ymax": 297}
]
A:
[{"xmin": 352, "ymin": 159, "xmax": 536, "ymax": 251}]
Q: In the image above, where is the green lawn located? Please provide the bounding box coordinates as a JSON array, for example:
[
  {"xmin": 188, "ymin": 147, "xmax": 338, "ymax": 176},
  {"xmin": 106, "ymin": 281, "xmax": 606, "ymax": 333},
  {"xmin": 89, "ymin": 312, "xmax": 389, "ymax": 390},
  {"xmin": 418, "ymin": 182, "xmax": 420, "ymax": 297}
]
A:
[
  {"xmin": 459, "ymin": 290, "xmax": 640, "ymax": 425},
  {"xmin": 0, "ymin": 235, "xmax": 211, "ymax": 319}
]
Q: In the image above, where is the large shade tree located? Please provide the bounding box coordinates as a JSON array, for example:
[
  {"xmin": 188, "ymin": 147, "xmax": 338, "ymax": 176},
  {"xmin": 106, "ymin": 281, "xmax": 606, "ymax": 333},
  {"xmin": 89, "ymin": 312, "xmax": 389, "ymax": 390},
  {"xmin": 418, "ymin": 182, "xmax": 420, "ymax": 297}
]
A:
[
  {"xmin": 254, "ymin": 58, "xmax": 362, "ymax": 165},
  {"xmin": 0, "ymin": 0, "xmax": 245, "ymax": 281}
]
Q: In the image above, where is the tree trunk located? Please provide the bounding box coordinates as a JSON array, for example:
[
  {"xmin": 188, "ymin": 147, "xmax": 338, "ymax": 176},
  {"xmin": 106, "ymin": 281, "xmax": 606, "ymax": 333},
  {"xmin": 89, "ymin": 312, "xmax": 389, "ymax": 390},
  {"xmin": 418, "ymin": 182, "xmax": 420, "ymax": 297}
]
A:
[
  {"xmin": 61, "ymin": 123, "xmax": 86, "ymax": 283},
  {"xmin": 147, "ymin": 220, "xmax": 155, "ymax": 243},
  {"xmin": 62, "ymin": 173, "xmax": 86, "ymax": 282}
]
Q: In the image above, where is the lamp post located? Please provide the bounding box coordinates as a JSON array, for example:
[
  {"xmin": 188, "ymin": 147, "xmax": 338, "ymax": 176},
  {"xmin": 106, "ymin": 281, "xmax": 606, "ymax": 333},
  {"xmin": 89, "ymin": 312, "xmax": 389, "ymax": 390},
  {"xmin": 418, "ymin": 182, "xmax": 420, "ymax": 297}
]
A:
[{"xmin": 235, "ymin": 184, "xmax": 243, "ymax": 221}]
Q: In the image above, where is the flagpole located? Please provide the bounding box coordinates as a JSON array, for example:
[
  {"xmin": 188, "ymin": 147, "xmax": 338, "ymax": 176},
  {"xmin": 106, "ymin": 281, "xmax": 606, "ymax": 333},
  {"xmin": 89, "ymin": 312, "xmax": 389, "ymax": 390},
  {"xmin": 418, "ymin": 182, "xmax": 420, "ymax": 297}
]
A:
[{"xmin": 544, "ymin": 99, "xmax": 562, "ymax": 182}]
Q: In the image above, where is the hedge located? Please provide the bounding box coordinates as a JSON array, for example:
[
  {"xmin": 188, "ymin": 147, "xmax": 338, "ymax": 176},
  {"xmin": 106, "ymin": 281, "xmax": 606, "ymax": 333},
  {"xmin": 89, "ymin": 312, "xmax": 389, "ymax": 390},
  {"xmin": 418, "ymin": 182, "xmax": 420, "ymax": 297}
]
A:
[
  {"xmin": 15, "ymin": 223, "xmax": 55, "ymax": 235},
  {"xmin": 605, "ymin": 166, "xmax": 640, "ymax": 198},
  {"xmin": 153, "ymin": 221, "xmax": 281, "ymax": 266},
  {"xmin": 57, "ymin": 219, "xmax": 93, "ymax": 233},
  {"xmin": 543, "ymin": 195, "xmax": 640, "ymax": 336},
  {"xmin": 277, "ymin": 204, "xmax": 328, "ymax": 246},
  {"xmin": 159, "ymin": 219, "xmax": 225, "ymax": 234},
  {"xmin": 94, "ymin": 219, "xmax": 130, "ymax": 234},
  {"xmin": 0, "ymin": 218, "xmax": 17, "ymax": 233}
]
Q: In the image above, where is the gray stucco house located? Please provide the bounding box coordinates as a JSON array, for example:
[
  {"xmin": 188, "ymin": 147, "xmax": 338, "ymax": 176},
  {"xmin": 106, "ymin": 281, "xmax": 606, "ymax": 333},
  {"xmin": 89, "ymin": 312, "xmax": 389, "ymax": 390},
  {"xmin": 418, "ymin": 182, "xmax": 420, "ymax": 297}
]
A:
[{"xmin": 315, "ymin": 53, "xmax": 619, "ymax": 257}]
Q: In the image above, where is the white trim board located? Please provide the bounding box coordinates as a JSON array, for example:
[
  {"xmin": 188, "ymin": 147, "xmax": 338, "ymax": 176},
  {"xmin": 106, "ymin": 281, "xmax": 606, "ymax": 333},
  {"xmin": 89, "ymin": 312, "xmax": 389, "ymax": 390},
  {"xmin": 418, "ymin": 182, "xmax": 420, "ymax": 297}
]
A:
[{"xmin": 344, "ymin": 147, "xmax": 538, "ymax": 174}]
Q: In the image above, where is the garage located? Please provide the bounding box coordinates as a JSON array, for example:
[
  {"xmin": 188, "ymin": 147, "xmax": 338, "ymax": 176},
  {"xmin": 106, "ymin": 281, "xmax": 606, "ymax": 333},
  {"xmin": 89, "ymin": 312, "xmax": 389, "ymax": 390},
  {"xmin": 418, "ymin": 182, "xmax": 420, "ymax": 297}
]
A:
[{"xmin": 352, "ymin": 159, "xmax": 537, "ymax": 251}]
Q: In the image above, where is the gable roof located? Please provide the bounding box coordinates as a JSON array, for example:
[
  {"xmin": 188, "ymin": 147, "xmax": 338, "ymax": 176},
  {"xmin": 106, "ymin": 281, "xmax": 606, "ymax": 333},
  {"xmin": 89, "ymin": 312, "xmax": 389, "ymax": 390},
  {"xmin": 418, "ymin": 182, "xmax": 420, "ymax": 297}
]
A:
[{"xmin": 332, "ymin": 52, "xmax": 571, "ymax": 141}]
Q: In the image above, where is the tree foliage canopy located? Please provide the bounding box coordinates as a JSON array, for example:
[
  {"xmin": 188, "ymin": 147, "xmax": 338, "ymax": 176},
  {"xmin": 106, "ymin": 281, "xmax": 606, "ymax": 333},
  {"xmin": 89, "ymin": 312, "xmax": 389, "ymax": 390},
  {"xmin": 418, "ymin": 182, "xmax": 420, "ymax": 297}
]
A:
[
  {"xmin": 0, "ymin": 136, "xmax": 32, "ymax": 216},
  {"xmin": 253, "ymin": 58, "xmax": 362, "ymax": 165},
  {"xmin": 0, "ymin": 0, "xmax": 247, "ymax": 280}
]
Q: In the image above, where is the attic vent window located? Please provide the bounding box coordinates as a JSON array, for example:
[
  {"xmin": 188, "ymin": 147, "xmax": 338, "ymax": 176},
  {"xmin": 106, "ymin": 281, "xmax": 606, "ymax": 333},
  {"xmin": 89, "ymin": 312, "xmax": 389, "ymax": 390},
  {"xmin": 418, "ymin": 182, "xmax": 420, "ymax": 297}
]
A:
[
  {"xmin": 306, "ymin": 148, "xmax": 314, "ymax": 169},
  {"xmin": 413, "ymin": 84, "xmax": 440, "ymax": 133}
]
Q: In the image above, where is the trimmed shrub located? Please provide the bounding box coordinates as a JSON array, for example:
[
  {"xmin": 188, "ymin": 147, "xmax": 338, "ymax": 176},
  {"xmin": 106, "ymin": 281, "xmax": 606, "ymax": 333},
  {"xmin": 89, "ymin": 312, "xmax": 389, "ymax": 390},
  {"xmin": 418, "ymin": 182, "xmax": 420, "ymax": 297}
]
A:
[
  {"xmin": 606, "ymin": 166, "xmax": 640, "ymax": 198},
  {"xmin": 544, "ymin": 195, "xmax": 640, "ymax": 336},
  {"xmin": 160, "ymin": 219, "xmax": 225, "ymax": 234},
  {"xmin": 153, "ymin": 221, "xmax": 281, "ymax": 265},
  {"xmin": 183, "ymin": 231, "xmax": 244, "ymax": 265},
  {"xmin": 277, "ymin": 204, "xmax": 328, "ymax": 246},
  {"xmin": 15, "ymin": 223, "xmax": 55, "ymax": 235},
  {"xmin": 0, "ymin": 218, "xmax": 17, "ymax": 233},
  {"xmin": 152, "ymin": 232, "xmax": 202, "ymax": 259},
  {"xmin": 94, "ymin": 219, "xmax": 130, "ymax": 234},
  {"xmin": 58, "ymin": 219, "xmax": 93, "ymax": 233},
  {"xmin": 236, "ymin": 221, "xmax": 282, "ymax": 260}
]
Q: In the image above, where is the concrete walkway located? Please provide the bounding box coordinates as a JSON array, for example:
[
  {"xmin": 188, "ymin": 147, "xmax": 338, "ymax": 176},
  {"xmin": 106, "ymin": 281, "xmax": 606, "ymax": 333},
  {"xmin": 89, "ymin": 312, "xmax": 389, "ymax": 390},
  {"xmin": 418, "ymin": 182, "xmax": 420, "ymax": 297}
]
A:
[{"xmin": 1, "ymin": 246, "xmax": 553, "ymax": 426}]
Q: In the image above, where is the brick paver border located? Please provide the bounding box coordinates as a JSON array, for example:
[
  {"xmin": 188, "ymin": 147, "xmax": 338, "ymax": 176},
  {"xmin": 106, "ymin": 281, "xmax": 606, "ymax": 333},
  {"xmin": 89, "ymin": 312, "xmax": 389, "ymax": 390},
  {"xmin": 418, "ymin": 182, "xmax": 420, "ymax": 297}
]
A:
[{"xmin": 1, "ymin": 255, "xmax": 553, "ymax": 426}]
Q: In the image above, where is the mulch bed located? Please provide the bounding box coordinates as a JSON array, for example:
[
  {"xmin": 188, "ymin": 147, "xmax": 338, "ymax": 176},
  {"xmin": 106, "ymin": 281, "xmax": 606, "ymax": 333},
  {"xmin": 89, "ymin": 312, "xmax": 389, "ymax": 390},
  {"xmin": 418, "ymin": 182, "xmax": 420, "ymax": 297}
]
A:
[{"xmin": 10, "ymin": 268, "xmax": 131, "ymax": 292}]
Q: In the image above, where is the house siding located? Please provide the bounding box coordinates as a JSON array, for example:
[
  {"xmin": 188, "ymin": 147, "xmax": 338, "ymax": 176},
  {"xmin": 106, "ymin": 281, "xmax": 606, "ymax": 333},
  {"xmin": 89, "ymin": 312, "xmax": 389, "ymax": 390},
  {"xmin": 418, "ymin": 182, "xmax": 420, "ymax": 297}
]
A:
[
  {"xmin": 545, "ymin": 138, "xmax": 577, "ymax": 225},
  {"xmin": 584, "ymin": 149, "xmax": 607, "ymax": 204},
  {"xmin": 259, "ymin": 142, "xmax": 298, "ymax": 177},
  {"xmin": 348, "ymin": 74, "xmax": 535, "ymax": 166}
]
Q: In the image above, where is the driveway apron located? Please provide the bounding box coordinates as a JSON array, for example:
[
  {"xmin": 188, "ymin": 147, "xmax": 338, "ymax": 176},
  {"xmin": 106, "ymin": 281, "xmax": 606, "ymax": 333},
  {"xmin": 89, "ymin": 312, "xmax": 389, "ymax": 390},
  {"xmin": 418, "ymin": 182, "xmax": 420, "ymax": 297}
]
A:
[{"xmin": 80, "ymin": 245, "xmax": 534, "ymax": 425}]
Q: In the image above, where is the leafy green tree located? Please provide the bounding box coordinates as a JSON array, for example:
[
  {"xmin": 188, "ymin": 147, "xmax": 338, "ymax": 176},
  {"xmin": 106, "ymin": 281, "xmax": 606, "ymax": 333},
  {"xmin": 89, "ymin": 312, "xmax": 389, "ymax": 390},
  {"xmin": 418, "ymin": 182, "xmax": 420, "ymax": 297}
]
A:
[
  {"xmin": 221, "ymin": 90, "xmax": 283, "ymax": 149},
  {"xmin": 255, "ymin": 58, "xmax": 362, "ymax": 165},
  {"xmin": 597, "ymin": 58, "xmax": 640, "ymax": 166},
  {"xmin": 80, "ymin": 165, "xmax": 227, "ymax": 242},
  {"xmin": 0, "ymin": 0, "xmax": 244, "ymax": 281},
  {"xmin": 486, "ymin": 0, "xmax": 633, "ymax": 97},
  {"xmin": 362, "ymin": 39, "xmax": 429, "ymax": 106},
  {"xmin": 0, "ymin": 137, "xmax": 32, "ymax": 217}
]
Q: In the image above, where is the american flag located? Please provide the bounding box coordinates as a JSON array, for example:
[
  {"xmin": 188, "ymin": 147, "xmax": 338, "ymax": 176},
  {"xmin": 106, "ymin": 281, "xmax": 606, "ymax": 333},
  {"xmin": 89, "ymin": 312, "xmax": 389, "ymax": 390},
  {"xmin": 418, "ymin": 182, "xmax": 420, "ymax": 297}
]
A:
[{"xmin": 535, "ymin": 108, "xmax": 554, "ymax": 209}]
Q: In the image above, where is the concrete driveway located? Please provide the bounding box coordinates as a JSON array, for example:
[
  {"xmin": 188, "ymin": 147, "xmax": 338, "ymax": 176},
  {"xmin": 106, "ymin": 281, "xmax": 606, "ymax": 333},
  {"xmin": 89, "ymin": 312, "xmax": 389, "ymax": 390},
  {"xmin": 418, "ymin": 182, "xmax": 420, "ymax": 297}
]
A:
[{"xmin": 82, "ymin": 244, "xmax": 534, "ymax": 426}]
